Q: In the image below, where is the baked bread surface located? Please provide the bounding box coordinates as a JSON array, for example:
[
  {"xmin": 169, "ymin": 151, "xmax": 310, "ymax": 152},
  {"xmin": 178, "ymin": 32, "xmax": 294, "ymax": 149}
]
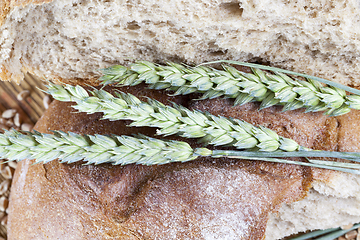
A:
[{"xmin": 8, "ymin": 85, "xmax": 360, "ymax": 240}]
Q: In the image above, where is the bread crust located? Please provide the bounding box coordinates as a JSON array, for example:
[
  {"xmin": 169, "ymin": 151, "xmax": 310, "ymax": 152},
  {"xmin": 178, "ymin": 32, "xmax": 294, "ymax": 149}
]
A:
[
  {"xmin": 10, "ymin": 85, "xmax": 356, "ymax": 239},
  {"xmin": 0, "ymin": 1, "xmax": 10, "ymax": 29}
]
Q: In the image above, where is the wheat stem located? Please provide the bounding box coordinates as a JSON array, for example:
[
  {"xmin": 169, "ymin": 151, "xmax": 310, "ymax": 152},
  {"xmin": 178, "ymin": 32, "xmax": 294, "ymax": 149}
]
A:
[
  {"xmin": 211, "ymin": 149, "xmax": 360, "ymax": 161},
  {"xmin": 98, "ymin": 61, "xmax": 360, "ymax": 116}
]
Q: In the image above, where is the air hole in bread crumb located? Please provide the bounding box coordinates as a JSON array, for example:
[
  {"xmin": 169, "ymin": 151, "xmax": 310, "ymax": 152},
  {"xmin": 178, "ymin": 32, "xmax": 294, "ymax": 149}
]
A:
[
  {"xmin": 220, "ymin": 1, "xmax": 244, "ymax": 17},
  {"xmin": 144, "ymin": 30, "xmax": 156, "ymax": 38},
  {"xmin": 309, "ymin": 11, "xmax": 317, "ymax": 18},
  {"xmin": 248, "ymin": 57, "xmax": 271, "ymax": 66},
  {"xmin": 208, "ymin": 40, "xmax": 218, "ymax": 48},
  {"xmin": 207, "ymin": 40, "xmax": 228, "ymax": 56},
  {"xmin": 126, "ymin": 21, "xmax": 141, "ymax": 30},
  {"xmin": 209, "ymin": 50, "xmax": 228, "ymax": 56},
  {"xmin": 153, "ymin": 20, "xmax": 175, "ymax": 27},
  {"xmin": 169, "ymin": 27, "xmax": 184, "ymax": 34}
]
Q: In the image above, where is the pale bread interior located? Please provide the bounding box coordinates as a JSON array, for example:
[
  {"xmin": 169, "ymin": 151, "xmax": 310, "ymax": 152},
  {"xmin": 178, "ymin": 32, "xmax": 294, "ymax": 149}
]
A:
[
  {"xmin": 1, "ymin": 0, "xmax": 360, "ymax": 85},
  {"xmin": 267, "ymin": 174, "xmax": 360, "ymax": 239}
]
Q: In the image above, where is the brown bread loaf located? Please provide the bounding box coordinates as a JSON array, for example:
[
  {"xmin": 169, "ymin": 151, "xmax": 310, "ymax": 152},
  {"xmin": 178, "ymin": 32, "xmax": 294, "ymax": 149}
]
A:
[{"xmin": 7, "ymin": 85, "xmax": 360, "ymax": 240}]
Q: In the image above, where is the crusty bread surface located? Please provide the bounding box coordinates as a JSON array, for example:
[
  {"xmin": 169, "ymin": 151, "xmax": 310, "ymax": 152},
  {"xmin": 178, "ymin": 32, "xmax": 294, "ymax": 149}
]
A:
[{"xmin": 7, "ymin": 85, "xmax": 360, "ymax": 240}]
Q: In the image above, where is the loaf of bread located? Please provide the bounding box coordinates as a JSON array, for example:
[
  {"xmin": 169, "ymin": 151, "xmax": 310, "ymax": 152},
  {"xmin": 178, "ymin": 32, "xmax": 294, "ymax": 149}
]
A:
[
  {"xmin": 5, "ymin": 84, "xmax": 360, "ymax": 240},
  {"xmin": 1, "ymin": 0, "xmax": 360, "ymax": 86},
  {"xmin": 3, "ymin": 0, "xmax": 360, "ymax": 239}
]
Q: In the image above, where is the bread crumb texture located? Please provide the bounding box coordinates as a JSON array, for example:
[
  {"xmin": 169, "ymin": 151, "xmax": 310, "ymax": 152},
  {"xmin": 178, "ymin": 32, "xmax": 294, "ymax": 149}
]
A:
[{"xmin": 0, "ymin": 0, "xmax": 360, "ymax": 84}]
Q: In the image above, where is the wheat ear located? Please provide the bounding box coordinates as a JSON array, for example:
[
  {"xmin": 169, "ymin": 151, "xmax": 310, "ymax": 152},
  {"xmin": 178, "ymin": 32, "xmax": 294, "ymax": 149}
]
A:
[
  {"xmin": 99, "ymin": 61, "xmax": 360, "ymax": 116},
  {"xmin": 0, "ymin": 130, "xmax": 198, "ymax": 165},
  {"xmin": 46, "ymin": 83, "xmax": 303, "ymax": 152},
  {"xmin": 1, "ymin": 129, "xmax": 360, "ymax": 174}
]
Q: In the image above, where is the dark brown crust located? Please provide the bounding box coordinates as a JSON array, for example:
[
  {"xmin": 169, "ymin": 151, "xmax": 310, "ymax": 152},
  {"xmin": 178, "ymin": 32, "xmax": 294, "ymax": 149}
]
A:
[{"xmin": 8, "ymin": 85, "xmax": 358, "ymax": 239}]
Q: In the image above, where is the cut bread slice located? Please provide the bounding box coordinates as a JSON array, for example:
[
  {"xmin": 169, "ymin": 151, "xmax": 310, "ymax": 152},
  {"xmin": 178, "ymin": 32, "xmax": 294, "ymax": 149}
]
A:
[
  {"xmin": 1, "ymin": 0, "xmax": 360, "ymax": 86},
  {"xmin": 267, "ymin": 174, "xmax": 360, "ymax": 239}
]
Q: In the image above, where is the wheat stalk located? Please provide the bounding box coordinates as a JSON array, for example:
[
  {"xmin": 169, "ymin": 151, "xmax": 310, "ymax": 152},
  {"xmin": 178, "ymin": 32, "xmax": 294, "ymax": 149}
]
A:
[
  {"xmin": 98, "ymin": 61, "xmax": 360, "ymax": 116},
  {"xmin": 46, "ymin": 83, "xmax": 303, "ymax": 152},
  {"xmin": 1, "ymin": 129, "xmax": 360, "ymax": 174}
]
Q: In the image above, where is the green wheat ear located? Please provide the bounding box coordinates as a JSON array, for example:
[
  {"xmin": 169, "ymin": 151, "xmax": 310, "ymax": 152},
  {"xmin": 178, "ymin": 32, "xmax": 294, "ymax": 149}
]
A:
[
  {"xmin": 0, "ymin": 130, "xmax": 198, "ymax": 165},
  {"xmin": 1, "ymin": 129, "xmax": 360, "ymax": 174},
  {"xmin": 46, "ymin": 82, "xmax": 304, "ymax": 152},
  {"xmin": 98, "ymin": 61, "xmax": 360, "ymax": 116}
]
